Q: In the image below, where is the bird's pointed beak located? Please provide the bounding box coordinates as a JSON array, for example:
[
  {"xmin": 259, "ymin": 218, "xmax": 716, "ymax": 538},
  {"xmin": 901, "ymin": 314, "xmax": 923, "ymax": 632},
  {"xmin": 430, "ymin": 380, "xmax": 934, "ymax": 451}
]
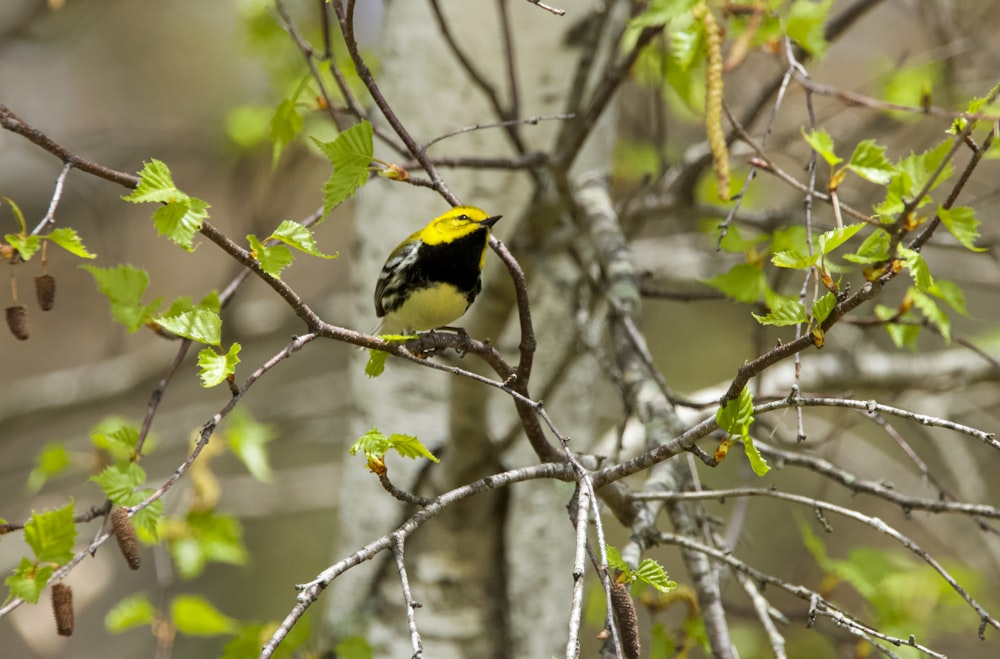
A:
[{"xmin": 482, "ymin": 215, "xmax": 502, "ymax": 227}]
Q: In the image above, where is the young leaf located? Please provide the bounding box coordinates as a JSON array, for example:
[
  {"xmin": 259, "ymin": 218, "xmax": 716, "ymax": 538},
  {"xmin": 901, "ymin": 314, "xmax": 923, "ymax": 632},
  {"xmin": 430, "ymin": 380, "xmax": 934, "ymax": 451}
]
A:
[
  {"xmin": 82, "ymin": 264, "xmax": 162, "ymax": 332},
  {"xmin": 771, "ymin": 249, "xmax": 816, "ymax": 269},
  {"xmin": 269, "ymin": 97, "xmax": 304, "ymax": 167},
  {"xmin": 313, "ymin": 120, "xmax": 374, "ymax": 215},
  {"xmin": 122, "ymin": 159, "xmax": 183, "ymax": 204},
  {"xmin": 928, "ymin": 279, "xmax": 966, "ymax": 316},
  {"xmin": 197, "ymin": 343, "xmax": 241, "ymax": 387},
  {"xmin": 226, "ymin": 409, "xmax": 277, "ymax": 483},
  {"xmin": 92, "ymin": 463, "xmax": 148, "ymax": 504},
  {"xmin": 170, "ymin": 594, "xmax": 238, "ymax": 636},
  {"xmin": 911, "ymin": 289, "xmax": 950, "ymax": 343},
  {"xmin": 46, "ymin": 227, "xmax": 97, "ymax": 259},
  {"xmin": 605, "ymin": 544, "xmax": 628, "ymax": 572},
  {"xmin": 634, "ymin": 558, "xmax": 677, "ymax": 593},
  {"xmin": 131, "ymin": 494, "xmax": 163, "ymax": 539},
  {"xmin": 937, "ymin": 205, "xmax": 985, "ymax": 252},
  {"xmin": 843, "ymin": 228, "xmax": 890, "ymax": 264},
  {"xmin": 350, "ymin": 427, "xmax": 439, "ymax": 463},
  {"xmin": 152, "ymin": 198, "xmax": 209, "ymax": 252},
  {"xmin": 247, "ymin": 234, "xmax": 294, "ymax": 278},
  {"xmin": 742, "ymin": 436, "xmax": 770, "ymax": 476},
  {"xmin": 106, "ymin": 592, "xmax": 157, "ymax": 633},
  {"xmin": 811, "ymin": 292, "xmax": 836, "ymax": 324},
  {"xmin": 817, "ymin": 223, "xmax": 865, "ymax": 255},
  {"xmin": 702, "ymin": 263, "xmax": 766, "ymax": 303},
  {"xmin": 847, "ymin": 140, "xmax": 894, "ymax": 184},
  {"xmin": 785, "ymin": 0, "xmax": 833, "ymax": 59},
  {"xmin": 898, "ymin": 247, "xmax": 933, "ymax": 292},
  {"xmin": 387, "ymin": 433, "xmax": 440, "ymax": 463},
  {"xmin": 365, "ymin": 350, "xmax": 389, "ymax": 377},
  {"xmin": 155, "ymin": 309, "xmax": 222, "ymax": 345},
  {"xmin": 24, "ymin": 501, "xmax": 77, "ymax": 564},
  {"xmin": 2, "ymin": 196, "xmax": 27, "ymax": 233},
  {"xmin": 5, "ymin": 558, "xmax": 54, "ymax": 604},
  {"xmin": 752, "ymin": 299, "xmax": 807, "ymax": 326},
  {"xmin": 271, "ymin": 220, "xmax": 338, "ymax": 258},
  {"xmin": 801, "ymin": 128, "xmax": 841, "ymax": 166},
  {"xmin": 4, "ymin": 233, "xmax": 41, "ymax": 260},
  {"xmin": 27, "ymin": 443, "xmax": 71, "ymax": 493},
  {"xmin": 716, "ymin": 386, "xmax": 754, "ymax": 440}
]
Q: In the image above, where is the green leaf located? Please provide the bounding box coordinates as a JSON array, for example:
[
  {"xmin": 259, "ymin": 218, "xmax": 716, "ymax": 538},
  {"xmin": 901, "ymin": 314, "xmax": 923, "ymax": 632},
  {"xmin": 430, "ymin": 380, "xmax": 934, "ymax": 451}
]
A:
[
  {"xmin": 365, "ymin": 349, "xmax": 389, "ymax": 377},
  {"xmin": 91, "ymin": 421, "xmax": 141, "ymax": 462},
  {"xmin": 24, "ymin": 501, "xmax": 76, "ymax": 564},
  {"xmin": 152, "ymin": 197, "xmax": 209, "ymax": 251},
  {"xmin": 169, "ymin": 511, "xmax": 249, "ymax": 580},
  {"xmin": 270, "ymin": 220, "xmax": 337, "ymax": 258},
  {"xmin": 350, "ymin": 427, "xmax": 439, "ymax": 463},
  {"xmin": 106, "ymin": 592, "xmax": 156, "ymax": 633},
  {"xmin": 702, "ymin": 264, "xmax": 766, "ymax": 303},
  {"xmin": 334, "ymin": 636, "xmax": 374, "ymax": 659},
  {"xmin": 752, "ymin": 299, "xmax": 807, "ymax": 326},
  {"xmin": 27, "ymin": 443, "xmax": 71, "ymax": 493},
  {"xmin": 937, "ymin": 205, "xmax": 985, "ymax": 252},
  {"xmin": 628, "ymin": 0, "xmax": 698, "ymax": 30},
  {"xmin": 5, "ymin": 233, "xmax": 41, "ymax": 260},
  {"xmin": 92, "ymin": 463, "xmax": 147, "ymax": 504},
  {"xmin": 226, "ymin": 409, "xmax": 276, "ymax": 483},
  {"xmin": 911, "ymin": 289, "xmax": 950, "ymax": 343},
  {"xmin": 197, "ymin": 343, "xmax": 241, "ymax": 387},
  {"xmin": 847, "ymin": 140, "xmax": 894, "ymax": 185},
  {"xmin": 928, "ymin": 279, "xmax": 966, "ymax": 316},
  {"xmin": 875, "ymin": 304, "xmax": 921, "ymax": 350},
  {"xmin": 785, "ymin": 0, "xmax": 833, "ymax": 58},
  {"xmin": 771, "ymin": 249, "xmax": 816, "ymax": 269},
  {"xmin": 882, "ymin": 61, "xmax": 942, "ymax": 119},
  {"xmin": 131, "ymin": 494, "xmax": 162, "ymax": 539},
  {"xmin": 225, "ymin": 104, "xmax": 272, "ymax": 150},
  {"xmin": 811, "ymin": 292, "xmax": 836, "ymax": 324},
  {"xmin": 817, "ymin": 223, "xmax": 865, "ymax": 255},
  {"xmin": 716, "ymin": 224, "xmax": 767, "ymax": 253},
  {"xmin": 170, "ymin": 594, "xmax": 238, "ymax": 636},
  {"xmin": 801, "ymin": 128, "xmax": 841, "ymax": 166},
  {"xmin": 269, "ymin": 97, "xmax": 304, "ymax": 167},
  {"xmin": 81, "ymin": 264, "xmax": 162, "ymax": 332},
  {"xmin": 247, "ymin": 234, "xmax": 294, "ymax": 278},
  {"xmin": 2, "ymin": 196, "xmax": 27, "ymax": 233},
  {"xmin": 716, "ymin": 386, "xmax": 754, "ymax": 440},
  {"xmin": 843, "ymin": 228, "xmax": 890, "ymax": 264},
  {"xmin": 313, "ymin": 121, "xmax": 374, "ymax": 215},
  {"xmin": 634, "ymin": 558, "xmax": 677, "ymax": 593},
  {"xmin": 899, "ymin": 247, "xmax": 933, "ymax": 292},
  {"xmin": 122, "ymin": 159, "xmax": 183, "ymax": 204},
  {"xmin": 387, "ymin": 433, "xmax": 440, "ymax": 462},
  {"xmin": 155, "ymin": 309, "xmax": 222, "ymax": 345},
  {"xmin": 742, "ymin": 436, "xmax": 771, "ymax": 476},
  {"xmin": 45, "ymin": 227, "xmax": 97, "ymax": 259},
  {"xmin": 605, "ymin": 544, "xmax": 628, "ymax": 572},
  {"xmin": 5, "ymin": 558, "xmax": 54, "ymax": 604}
]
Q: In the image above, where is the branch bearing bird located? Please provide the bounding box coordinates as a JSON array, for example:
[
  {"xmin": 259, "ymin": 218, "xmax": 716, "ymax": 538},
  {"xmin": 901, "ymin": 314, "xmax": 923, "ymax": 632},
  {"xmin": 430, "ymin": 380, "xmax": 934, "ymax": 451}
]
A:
[{"xmin": 374, "ymin": 206, "xmax": 502, "ymax": 334}]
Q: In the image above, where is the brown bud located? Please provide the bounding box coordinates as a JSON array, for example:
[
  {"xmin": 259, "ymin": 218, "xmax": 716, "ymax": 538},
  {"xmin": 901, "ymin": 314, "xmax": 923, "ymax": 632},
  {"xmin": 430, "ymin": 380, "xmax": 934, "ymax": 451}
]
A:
[
  {"xmin": 5, "ymin": 305, "xmax": 29, "ymax": 340},
  {"xmin": 111, "ymin": 507, "xmax": 141, "ymax": 570},
  {"xmin": 35, "ymin": 274, "xmax": 56, "ymax": 311},
  {"xmin": 51, "ymin": 583, "xmax": 74, "ymax": 637},
  {"xmin": 610, "ymin": 580, "xmax": 640, "ymax": 659}
]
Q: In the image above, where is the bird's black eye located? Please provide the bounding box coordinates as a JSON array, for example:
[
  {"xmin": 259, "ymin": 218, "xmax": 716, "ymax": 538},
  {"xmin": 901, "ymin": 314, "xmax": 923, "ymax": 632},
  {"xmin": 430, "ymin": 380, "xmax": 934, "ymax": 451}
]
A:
[{"xmin": 457, "ymin": 214, "xmax": 469, "ymax": 221}]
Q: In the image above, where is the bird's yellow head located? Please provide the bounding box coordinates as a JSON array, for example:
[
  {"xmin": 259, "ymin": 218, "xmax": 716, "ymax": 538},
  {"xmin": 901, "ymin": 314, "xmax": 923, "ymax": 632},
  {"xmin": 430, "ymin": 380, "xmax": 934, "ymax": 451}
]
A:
[{"xmin": 416, "ymin": 206, "xmax": 502, "ymax": 246}]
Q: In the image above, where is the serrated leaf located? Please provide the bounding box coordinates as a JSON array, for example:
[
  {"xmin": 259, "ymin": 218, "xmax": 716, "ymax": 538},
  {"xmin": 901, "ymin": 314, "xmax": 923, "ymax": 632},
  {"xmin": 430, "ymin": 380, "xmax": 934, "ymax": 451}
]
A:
[
  {"xmin": 155, "ymin": 309, "xmax": 222, "ymax": 345},
  {"xmin": 928, "ymin": 279, "xmax": 966, "ymax": 315},
  {"xmin": 226, "ymin": 409, "xmax": 276, "ymax": 483},
  {"xmin": 351, "ymin": 427, "xmax": 391, "ymax": 460},
  {"xmin": 899, "ymin": 247, "xmax": 933, "ymax": 292},
  {"xmin": 365, "ymin": 350, "xmax": 389, "ymax": 377},
  {"xmin": 752, "ymin": 299, "xmax": 807, "ymax": 326},
  {"xmin": 197, "ymin": 343, "xmax": 241, "ymax": 387},
  {"xmin": 843, "ymin": 228, "xmax": 890, "ymax": 264},
  {"xmin": 742, "ymin": 436, "xmax": 770, "ymax": 476},
  {"xmin": 81, "ymin": 264, "xmax": 161, "ymax": 333},
  {"xmin": 634, "ymin": 558, "xmax": 677, "ymax": 593},
  {"xmin": 45, "ymin": 227, "xmax": 97, "ymax": 259},
  {"xmin": 772, "ymin": 249, "xmax": 815, "ymax": 269},
  {"xmin": 5, "ymin": 233, "xmax": 41, "ymax": 260},
  {"xmin": 937, "ymin": 205, "xmax": 985, "ymax": 252},
  {"xmin": 811, "ymin": 292, "xmax": 836, "ymax": 324},
  {"xmin": 785, "ymin": 0, "xmax": 833, "ymax": 58},
  {"xmin": 847, "ymin": 140, "xmax": 894, "ymax": 184},
  {"xmin": 5, "ymin": 558, "xmax": 54, "ymax": 604},
  {"xmin": 152, "ymin": 197, "xmax": 209, "ymax": 251},
  {"xmin": 606, "ymin": 544, "xmax": 628, "ymax": 572},
  {"xmin": 123, "ymin": 159, "xmax": 183, "ymax": 204},
  {"xmin": 168, "ymin": 511, "xmax": 248, "ymax": 580},
  {"xmin": 92, "ymin": 463, "xmax": 147, "ymax": 504},
  {"xmin": 313, "ymin": 121, "xmax": 374, "ymax": 215},
  {"xmin": 106, "ymin": 592, "xmax": 156, "ymax": 633},
  {"xmin": 801, "ymin": 128, "xmax": 841, "ymax": 166},
  {"xmin": 24, "ymin": 501, "xmax": 76, "ymax": 564},
  {"xmin": 131, "ymin": 494, "xmax": 162, "ymax": 539},
  {"xmin": 387, "ymin": 433, "xmax": 439, "ymax": 462},
  {"xmin": 170, "ymin": 594, "xmax": 238, "ymax": 636},
  {"xmin": 817, "ymin": 223, "xmax": 865, "ymax": 255},
  {"xmin": 911, "ymin": 289, "xmax": 950, "ymax": 343},
  {"xmin": 702, "ymin": 263, "xmax": 765, "ymax": 303},
  {"xmin": 91, "ymin": 422, "xmax": 141, "ymax": 461},
  {"xmin": 247, "ymin": 234, "xmax": 294, "ymax": 278},
  {"xmin": 716, "ymin": 386, "xmax": 754, "ymax": 440},
  {"xmin": 27, "ymin": 443, "xmax": 71, "ymax": 493},
  {"xmin": 271, "ymin": 220, "xmax": 337, "ymax": 258}
]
